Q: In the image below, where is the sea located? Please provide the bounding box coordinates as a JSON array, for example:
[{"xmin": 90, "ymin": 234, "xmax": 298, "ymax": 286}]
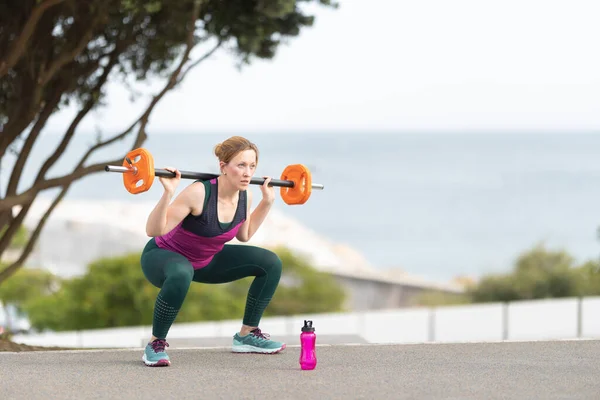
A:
[{"xmin": 5, "ymin": 131, "xmax": 600, "ymax": 283}]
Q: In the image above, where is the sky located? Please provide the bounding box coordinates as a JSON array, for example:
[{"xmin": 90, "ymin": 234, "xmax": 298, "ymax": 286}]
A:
[{"xmin": 46, "ymin": 0, "xmax": 600, "ymax": 135}]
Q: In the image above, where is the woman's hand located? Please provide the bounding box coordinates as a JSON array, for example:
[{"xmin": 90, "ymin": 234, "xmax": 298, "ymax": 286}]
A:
[
  {"xmin": 158, "ymin": 167, "xmax": 181, "ymax": 195},
  {"xmin": 260, "ymin": 176, "xmax": 275, "ymax": 204}
]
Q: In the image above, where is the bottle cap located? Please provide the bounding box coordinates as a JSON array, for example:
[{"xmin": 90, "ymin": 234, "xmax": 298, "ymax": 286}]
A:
[{"xmin": 302, "ymin": 320, "xmax": 315, "ymax": 332}]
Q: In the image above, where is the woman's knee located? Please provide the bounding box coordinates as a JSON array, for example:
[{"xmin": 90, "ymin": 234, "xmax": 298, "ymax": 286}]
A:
[
  {"xmin": 262, "ymin": 249, "xmax": 282, "ymax": 278},
  {"xmin": 165, "ymin": 263, "xmax": 194, "ymax": 287},
  {"xmin": 141, "ymin": 247, "xmax": 193, "ymax": 289}
]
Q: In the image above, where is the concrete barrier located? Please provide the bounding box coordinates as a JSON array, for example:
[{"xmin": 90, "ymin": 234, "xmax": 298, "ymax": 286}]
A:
[{"xmin": 11, "ymin": 297, "xmax": 600, "ymax": 349}]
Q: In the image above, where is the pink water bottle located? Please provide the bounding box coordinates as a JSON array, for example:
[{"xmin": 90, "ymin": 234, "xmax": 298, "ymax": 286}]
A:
[{"xmin": 299, "ymin": 320, "xmax": 317, "ymax": 370}]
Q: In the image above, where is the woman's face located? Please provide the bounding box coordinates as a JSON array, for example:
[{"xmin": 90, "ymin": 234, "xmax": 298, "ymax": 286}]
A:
[{"xmin": 221, "ymin": 149, "xmax": 257, "ymax": 190}]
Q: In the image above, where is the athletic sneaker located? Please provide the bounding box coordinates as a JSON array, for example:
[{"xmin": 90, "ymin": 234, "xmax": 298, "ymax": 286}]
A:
[
  {"xmin": 232, "ymin": 328, "xmax": 286, "ymax": 354},
  {"xmin": 142, "ymin": 339, "xmax": 171, "ymax": 367}
]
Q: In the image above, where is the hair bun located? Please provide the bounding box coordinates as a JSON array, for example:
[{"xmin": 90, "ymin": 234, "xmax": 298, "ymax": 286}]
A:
[
  {"xmin": 214, "ymin": 143, "xmax": 222, "ymax": 158},
  {"xmin": 213, "ymin": 136, "xmax": 259, "ymax": 164}
]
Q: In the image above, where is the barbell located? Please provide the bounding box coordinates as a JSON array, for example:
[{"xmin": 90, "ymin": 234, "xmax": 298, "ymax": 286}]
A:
[{"xmin": 104, "ymin": 148, "xmax": 324, "ymax": 205}]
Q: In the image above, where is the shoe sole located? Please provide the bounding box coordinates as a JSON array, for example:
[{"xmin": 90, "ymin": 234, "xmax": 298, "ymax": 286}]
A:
[
  {"xmin": 142, "ymin": 353, "xmax": 171, "ymax": 367},
  {"xmin": 232, "ymin": 343, "xmax": 286, "ymax": 354}
]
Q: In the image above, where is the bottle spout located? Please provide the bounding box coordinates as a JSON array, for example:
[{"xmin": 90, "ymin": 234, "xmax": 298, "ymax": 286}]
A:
[{"xmin": 302, "ymin": 320, "xmax": 315, "ymax": 332}]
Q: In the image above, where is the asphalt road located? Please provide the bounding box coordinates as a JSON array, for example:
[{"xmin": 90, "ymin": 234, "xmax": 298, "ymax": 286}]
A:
[{"xmin": 1, "ymin": 340, "xmax": 599, "ymax": 399}]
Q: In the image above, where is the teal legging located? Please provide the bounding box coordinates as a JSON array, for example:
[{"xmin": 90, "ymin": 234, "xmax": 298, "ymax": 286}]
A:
[{"xmin": 140, "ymin": 238, "xmax": 282, "ymax": 339}]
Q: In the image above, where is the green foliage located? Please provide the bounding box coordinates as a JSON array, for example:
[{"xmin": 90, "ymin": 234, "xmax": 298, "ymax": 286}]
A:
[
  {"xmin": 265, "ymin": 246, "xmax": 346, "ymax": 315},
  {"xmin": 23, "ymin": 289, "xmax": 73, "ymax": 332},
  {"xmin": 0, "ymin": 0, "xmax": 338, "ymax": 120},
  {"xmin": 0, "ymin": 267, "xmax": 59, "ymax": 313},
  {"xmin": 410, "ymin": 290, "xmax": 471, "ymax": 307},
  {"xmin": 19, "ymin": 246, "xmax": 346, "ymax": 331},
  {"xmin": 410, "ymin": 243, "xmax": 600, "ymax": 307},
  {"xmin": 0, "ymin": 266, "xmax": 61, "ymax": 334},
  {"xmin": 569, "ymin": 260, "xmax": 600, "ymax": 296},
  {"xmin": 467, "ymin": 274, "xmax": 521, "ymax": 303},
  {"xmin": 468, "ymin": 244, "xmax": 590, "ymax": 302}
]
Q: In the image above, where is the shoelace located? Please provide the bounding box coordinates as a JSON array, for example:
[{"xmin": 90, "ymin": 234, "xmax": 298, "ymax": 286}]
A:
[
  {"xmin": 151, "ymin": 339, "xmax": 169, "ymax": 353},
  {"xmin": 250, "ymin": 328, "xmax": 270, "ymax": 340}
]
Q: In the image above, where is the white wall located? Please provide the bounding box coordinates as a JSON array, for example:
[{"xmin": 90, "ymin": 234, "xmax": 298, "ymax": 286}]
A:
[
  {"xmin": 11, "ymin": 297, "xmax": 600, "ymax": 349},
  {"xmin": 434, "ymin": 303, "xmax": 505, "ymax": 343}
]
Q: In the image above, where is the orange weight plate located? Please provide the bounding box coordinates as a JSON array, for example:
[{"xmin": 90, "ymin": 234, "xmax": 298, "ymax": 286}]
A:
[
  {"xmin": 122, "ymin": 148, "xmax": 155, "ymax": 194},
  {"xmin": 280, "ymin": 164, "xmax": 312, "ymax": 205}
]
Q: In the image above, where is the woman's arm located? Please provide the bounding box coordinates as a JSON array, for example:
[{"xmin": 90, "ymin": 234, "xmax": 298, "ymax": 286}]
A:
[
  {"xmin": 236, "ymin": 177, "xmax": 274, "ymax": 242},
  {"xmin": 146, "ymin": 180, "xmax": 205, "ymax": 237}
]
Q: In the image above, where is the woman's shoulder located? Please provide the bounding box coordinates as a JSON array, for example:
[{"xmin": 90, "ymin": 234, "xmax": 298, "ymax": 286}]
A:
[
  {"xmin": 186, "ymin": 180, "xmax": 208, "ymax": 195},
  {"xmin": 180, "ymin": 180, "xmax": 208, "ymax": 215}
]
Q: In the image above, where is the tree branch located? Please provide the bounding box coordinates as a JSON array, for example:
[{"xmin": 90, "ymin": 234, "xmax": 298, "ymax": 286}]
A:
[
  {"xmin": 0, "ymin": 56, "xmax": 115, "ymax": 254},
  {"xmin": 0, "ymin": 186, "xmax": 69, "ymax": 284},
  {"xmin": 1, "ymin": 9, "xmax": 105, "ymax": 158},
  {"xmin": 0, "ymin": 162, "xmax": 118, "ymax": 212},
  {"xmin": 39, "ymin": 18, "xmax": 101, "ymax": 86},
  {"xmin": 140, "ymin": 0, "xmax": 203, "ymax": 116},
  {"xmin": 176, "ymin": 39, "xmax": 223, "ymax": 85},
  {"xmin": 0, "ymin": 0, "xmax": 66, "ymax": 78},
  {"xmin": 0, "ymin": 81, "xmax": 43, "ymax": 161},
  {"xmin": 36, "ymin": 49, "xmax": 121, "ymax": 185},
  {"xmin": 5, "ymin": 84, "xmax": 65, "ymax": 197}
]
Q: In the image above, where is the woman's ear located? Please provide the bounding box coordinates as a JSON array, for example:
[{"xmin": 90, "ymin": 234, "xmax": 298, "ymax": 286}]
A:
[{"xmin": 219, "ymin": 161, "xmax": 226, "ymax": 174}]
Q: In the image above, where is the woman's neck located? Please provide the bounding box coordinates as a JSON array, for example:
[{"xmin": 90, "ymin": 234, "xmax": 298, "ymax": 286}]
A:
[{"xmin": 216, "ymin": 176, "xmax": 239, "ymax": 202}]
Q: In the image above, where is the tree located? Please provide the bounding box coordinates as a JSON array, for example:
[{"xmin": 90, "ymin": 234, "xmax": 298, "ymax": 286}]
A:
[
  {"xmin": 24, "ymin": 252, "xmax": 246, "ymax": 331},
  {"xmin": 468, "ymin": 243, "xmax": 588, "ymax": 302},
  {"xmin": 0, "ymin": 0, "xmax": 338, "ymax": 285},
  {"xmin": 264, "ymin": 246, "xmax": 347, "ymax": 315},
  {"xmin": 21, "ymin": 245, "xmax": 346, "ymax": 331},
  {"xmin": 575, "ymin": 260, "xmax": 600, "ymax": 296},
  {"xmin": 412, "ymin": 243, "xmax": 600, "ymax": 307},
  {"xmin": 410, "ymin": 290, "xmax": 471, "ymax": 307},
  {"xmin": 0, "ymin": 266, "xmax": 59, "ymax": 308},
  {"xmin": 0, "ymin": 266, "xmax": 59, "ymax": 332}
]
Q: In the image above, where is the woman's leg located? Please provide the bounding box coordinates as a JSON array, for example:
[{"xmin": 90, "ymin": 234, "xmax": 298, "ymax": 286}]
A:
[
  {"xmin": 140, "ymin": 239, "xmax": 194, "ymax": 366},
  {"xmin": 193, "ymin": 244, "xmax": 284, "ymax": 353}
]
